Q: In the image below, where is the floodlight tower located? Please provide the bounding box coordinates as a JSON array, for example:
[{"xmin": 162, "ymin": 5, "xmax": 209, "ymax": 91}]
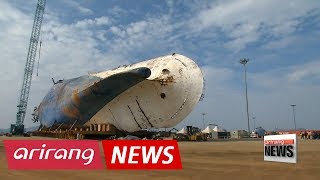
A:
[
  {"xmin": 290, "ymin": 104, "xmax": 297, "ymax": 130},
  {"xmin": 201, "ymin": 113, "xmax": 206, "ymax": 129},
  {"xmin": 240, "ymin": 58, "xmax": 250, "ymax": 134}
]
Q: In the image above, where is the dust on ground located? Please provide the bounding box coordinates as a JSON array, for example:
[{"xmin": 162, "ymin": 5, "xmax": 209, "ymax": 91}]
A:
[{"xmin": 1, "ymin": 136, "xmax": 319, "ymax": 180}]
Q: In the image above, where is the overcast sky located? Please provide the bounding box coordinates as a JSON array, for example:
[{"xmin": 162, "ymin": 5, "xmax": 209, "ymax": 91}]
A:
[{"xmin": 1, "ymin": 0, "xmax": 320, "ymax": 131}]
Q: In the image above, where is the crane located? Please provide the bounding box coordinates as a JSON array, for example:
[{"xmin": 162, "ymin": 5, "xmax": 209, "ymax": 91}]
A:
[{"xmin": 11, "ymin": 0, "xmax": 46, "ymax": 135}]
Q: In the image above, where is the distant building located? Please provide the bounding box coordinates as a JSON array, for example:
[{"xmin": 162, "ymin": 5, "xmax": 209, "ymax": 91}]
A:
[{"xmin": 230, "ymin": 130, "xmax": 249, "ymax": 139}]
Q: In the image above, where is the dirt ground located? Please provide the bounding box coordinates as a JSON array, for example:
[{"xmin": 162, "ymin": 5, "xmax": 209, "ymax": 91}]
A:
[{"xmin": 1, "ymin": 136, "xmax": 319, "ymax": 180}]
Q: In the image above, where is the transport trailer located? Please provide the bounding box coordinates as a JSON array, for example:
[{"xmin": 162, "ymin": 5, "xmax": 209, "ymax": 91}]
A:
[{"xmin": 31, "ymin": 123, "xmax": 158, "ymax": 140}]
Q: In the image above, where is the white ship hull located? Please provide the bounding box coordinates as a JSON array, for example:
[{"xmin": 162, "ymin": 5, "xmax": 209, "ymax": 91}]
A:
[{"xmin": 85, "ymin": 54, "xmax": 204, "ymax": 132}]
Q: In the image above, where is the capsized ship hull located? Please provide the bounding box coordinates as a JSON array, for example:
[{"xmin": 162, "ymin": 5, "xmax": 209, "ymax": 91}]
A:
[{"xmin": 37, "ymin": 54, "xmax": 204, "ymax": 132}]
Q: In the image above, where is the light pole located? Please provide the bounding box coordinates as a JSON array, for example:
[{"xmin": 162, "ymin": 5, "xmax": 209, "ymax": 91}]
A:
[
  {"xmin": 201, "ymin": 113, "xmax": 206, "ymax": 129},
  {"xmin": 240, "ymin": 58, "xmax": 250, "ymax": 134},
  {"xmin": 252, "ymin": 116, "xmax": 256, "ymax": 130},
  {"xmin": 290, "ymin": 104, "xmax": 297, "ymax": 130}
]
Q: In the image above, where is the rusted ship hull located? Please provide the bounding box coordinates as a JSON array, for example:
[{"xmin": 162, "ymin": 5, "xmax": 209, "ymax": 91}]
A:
[{"xmin": 36, "ymin": 54, "xmax": 204, "ymax": 132}]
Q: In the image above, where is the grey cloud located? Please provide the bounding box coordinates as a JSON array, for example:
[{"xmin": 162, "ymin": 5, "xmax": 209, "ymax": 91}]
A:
[{"xmin": 191, "ymin": 0, "xmax": 320, "ymax": 51}]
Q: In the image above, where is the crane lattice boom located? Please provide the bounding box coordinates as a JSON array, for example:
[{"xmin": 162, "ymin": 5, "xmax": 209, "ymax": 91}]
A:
[{"xmin": 13, "ymin": 0, "xmax": 46, "ymax": 134}]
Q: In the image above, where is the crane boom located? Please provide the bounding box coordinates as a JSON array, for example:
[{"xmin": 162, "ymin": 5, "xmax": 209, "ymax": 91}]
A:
[{"xmin": 12, "ymin": 0, "xmax": 46, "ymax": 134}]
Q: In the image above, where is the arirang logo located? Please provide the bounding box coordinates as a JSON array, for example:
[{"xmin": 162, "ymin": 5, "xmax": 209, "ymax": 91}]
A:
[
  {"xmin": 13, "ymin": 144, "xmax": 94, "ymax": 165},
  {"xmin": 4, "ymin": 139, "xmax": 183, "ymax": 170},
  {"xmin": 264, "ymin": 139, "xmax": 294, "ymax": 157},
  {"xmin": 4, "ymin": 140, "xmax": 103, "ymax": 169},
  {"xmin": 263, "ymin": 134, "xmax": 297, "ymax": 163}
]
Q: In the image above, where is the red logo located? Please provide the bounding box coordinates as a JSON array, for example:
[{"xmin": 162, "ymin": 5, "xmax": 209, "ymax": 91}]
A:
[
  {"xmin": 3, "ymin": 140, "xmax": 103, "ymax": 169},
  {"xmin": 264, "ymin": 139, "xmax": 294, "ymax": 145},
  {"xmin": 102, "ymin": 140, "xmax": 182, "ymax": 169}
]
